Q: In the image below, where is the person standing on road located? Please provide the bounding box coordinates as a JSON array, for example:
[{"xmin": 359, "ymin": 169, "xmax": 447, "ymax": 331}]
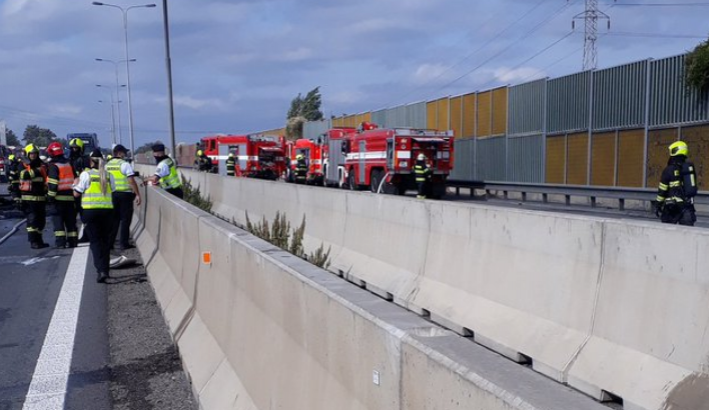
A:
[
  {"xmin": 414, "ymin": 153, "xmax": 432, "ymax": 199},
  {"xmin": 46, "ymin": 142, "xmax": 79, "ymax": 248},
  {"xmin": 226, "ymin": 152, "xmax": 236, "ymax": 176},
  {"xmin": 106, "ymin": 144, "xmax": 141, "ymax": 251},
  {"xmin": 656, "ymin": 140, "xmax": 697, "ymax": 226},
  {"xmin": 294, "ymin": 154, "xmax": 308, "ymax": 184},
  {"xmin": 18, "ymin": 144, "xmax": 49, "ymax": 249},
  {"xmin": 145, "ymin": 144, "xmax": 183, "ymax": 199},
  {"xmin": 7, "ymin": 153, "xmax": 21, "ymax": 196},
  {"xmin": 74, "ymin": 149, "xmax": 114, "ymax": 283},
  {"xmin": 69, "ymin": 138, "xmax": 91, "ymax": 242}
]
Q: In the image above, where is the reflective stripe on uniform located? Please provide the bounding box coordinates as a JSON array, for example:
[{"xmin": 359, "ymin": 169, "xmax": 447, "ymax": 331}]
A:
[
  {"xmin": 106, "ymin": 159, "xmax": 130, "ymax": 192},
  {"xmin": 21, "ymin": 195, "xmax": 46, "ymax": 202}
]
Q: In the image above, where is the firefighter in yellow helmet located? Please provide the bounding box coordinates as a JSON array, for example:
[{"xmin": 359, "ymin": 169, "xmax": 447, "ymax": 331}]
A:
[
  {"xmin": 226, "ymin": 152, "xmax": 236, "ymax": 177},
  {"xmin": 19, "ymin": 144, "xmax": 49, "ymax": 248},
  {"xmin": 656, "ymin": 140, "xmax": 697, "ymax": 226},
  {"xmin": 195, "ymin": 149, "xmax": 212, "ymax": 172},
  {"xmin": 414, "ymin": 153, "xmax": 432, "ymax": 199},
  {"xmin": 294, "ymin": 153, "xmax": 307, "ymax": 184},
  {"xmin": 6, "ymin": 152, "xmax": 22, "ymax": 196}
]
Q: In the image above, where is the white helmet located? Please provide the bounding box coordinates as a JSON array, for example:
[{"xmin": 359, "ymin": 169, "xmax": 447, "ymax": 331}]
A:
[{"xmin": 417, "ymin": 153, "xmax": 426, "ymax": 161}]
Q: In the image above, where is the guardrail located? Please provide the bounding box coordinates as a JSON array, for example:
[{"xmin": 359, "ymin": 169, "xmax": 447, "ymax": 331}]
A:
[{"xmin": 446, "ymin": 180, "xmax": 709, "ymax": 211}]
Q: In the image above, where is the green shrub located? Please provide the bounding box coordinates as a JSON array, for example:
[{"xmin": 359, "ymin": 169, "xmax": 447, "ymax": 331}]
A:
[
  {"xmin": 685, "ymin": 38, "xmax": 709, "ymax": 93},
  {"xmin": 181, "ymin": 175, "xmax": 213, "ymax": 212}
]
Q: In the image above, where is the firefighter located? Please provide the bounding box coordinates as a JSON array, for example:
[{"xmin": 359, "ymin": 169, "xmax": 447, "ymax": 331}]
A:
[
  {"xmin": 145, "ymin": 143, "xmax": 183, "ymax": 199},
  {"xmin": 294, "ymin": 154, "xmax": 307, "ymax": 184},
  {"xmin": 655, "ymin": 141, "xmax": 697, "ymax": 226},
  {"xmin": 69, "ymin": 138, "xmax": 89, "ymax": 174},
  {"xmin": 414, "ymin": 153, "xmax": 432, "ymax": 199},
  {"xmin": 19, "ymin": 144, "xmax": 49, "ymax": 249},
  {"xmin": 46, "ymin": 142, "xmax": 79, "ymax": 248},
  {"xmin": 74, "ymin": 149, "xmax": 114, "ymax": 283},
  {"xmin": 106, "ymin": 144, "xmax": 142, "ymax": 251},
  {"xmin": 196, "ymin": 150, "xmax": 212, "ymax": 172},
  {"xmin": 7, "ymin": 153, "xmax": 21, "ymax": 196},
  {"xmin": 226, "ymin": 152, "xmax": 236, "ymax": 176}
]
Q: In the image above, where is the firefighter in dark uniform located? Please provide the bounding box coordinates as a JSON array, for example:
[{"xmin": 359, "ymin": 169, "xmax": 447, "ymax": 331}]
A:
[
  {"xmin": 74, "ymin": 149, "xmax": 114, "ymax": 283},
  {"xmin": 46, "ymin": 142, "xmax": 79, "ymax": 248},
  {"xmin": 656, "ymin": 140, "xmax": 697, "ymax": 226},
  {"xmin": 69, "ymin": 138, "xmax": 89, "ymax": 174},
  {"xmin": 7, "ymin": 153, "xmax": 21, "ymax": 196},
  {"xmin": 294, "ymin": 154, "xmax": 308, "ymax": 184},
  {"xmin": 226, "ymin": 152, "xmax": 236, "ymax": 176},
  {"xmin": 106, "ymin": 144, "xmax": 141, "ymax": 250},
  {"xmin": 69, "ymin": 138, "xmax": 90, "ymax": 242},
  {"xmin": 145, "ymin": 144, "xmax": 184, "ymax": 199},
  {"xmin": 196, "ymin": 150, "xmax": 212, "ymax": 172},
  {"xmin": 414, "ymin": 153, "xmax": 432, "ymax": 199},
  {"xmin": 19, "ymin": 144, "xmax": 49, "ymax": 249}
]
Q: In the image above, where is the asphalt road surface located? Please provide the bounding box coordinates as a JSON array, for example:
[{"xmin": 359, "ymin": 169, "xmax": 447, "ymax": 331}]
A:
[{"xmin": 0, "ymin": 182, "xmax": 196, "ymax": 410}]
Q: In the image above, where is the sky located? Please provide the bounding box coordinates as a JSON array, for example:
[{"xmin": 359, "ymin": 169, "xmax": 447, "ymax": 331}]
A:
[{"xmin": 0, "ymin": 0, "xmax": 707, "ymax": 151}]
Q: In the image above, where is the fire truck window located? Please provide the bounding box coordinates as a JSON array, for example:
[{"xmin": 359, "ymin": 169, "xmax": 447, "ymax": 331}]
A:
[{"xmin": 341, "ymin": 140, "xmax": 350, "ymax": 154}]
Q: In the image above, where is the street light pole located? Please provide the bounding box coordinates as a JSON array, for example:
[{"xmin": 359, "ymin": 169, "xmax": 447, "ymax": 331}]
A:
[
  {"xmin": 98, "ymin": 100, "xmax": 116, "ymax": 145},
  {"xmin": 96, "ymin": 84, "xmax": 126, "ymax": 146},
  {"xmin": 95, "ymin": 58, "xmax": 136, "ymax": 146},
  {"xmin": 162, "ymin": 0, "xmax": 177, "ymax": 161},
  {"xmin": 92, "ymin": 1, "xmax": 156, "ymax": 156}
]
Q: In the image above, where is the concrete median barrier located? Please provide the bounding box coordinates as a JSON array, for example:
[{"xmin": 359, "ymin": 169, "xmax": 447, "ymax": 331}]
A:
[
  {"xmin": 567, "ymin": 220, "xmax": 709, "ymax": 410},
  {"xmin": 138, "ymin": 167, "xmax": 709, "ymax": 410},
  {"xmin": 132, "ymin": 176, "xmax": 610, "ymax": 410}
]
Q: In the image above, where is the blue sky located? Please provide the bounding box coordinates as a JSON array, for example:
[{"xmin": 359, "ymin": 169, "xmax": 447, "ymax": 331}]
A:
[{"xmin": 0, "ymin": 0, "xmax": 706, "ymax": 150}]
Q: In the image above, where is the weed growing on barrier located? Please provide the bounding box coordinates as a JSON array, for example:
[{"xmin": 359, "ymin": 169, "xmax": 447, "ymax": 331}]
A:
[
  {"xmin": 244, "ymin": 211, "xmax": 331, "ymax": 269},
  {"xmin": 181, "ymin": 175, "xmax": 213, "ymax": 213}
]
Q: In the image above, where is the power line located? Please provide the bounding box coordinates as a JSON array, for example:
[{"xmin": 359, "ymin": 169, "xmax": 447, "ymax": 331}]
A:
[
  {"xmin": 382, "ymin": 0, "xmax": 559, "ymax": 107},
  {"xmin": 612, "ymin": 2, "xmax": 709, "ymax": 6},
  {"xmin": 606, "ymin": 31, "xmax": 707, "ymax": 39},
  {"xmin": 477, "ymin": 31, "xmax": 576, "ymax": 89},
  {"xmin": 419, "ymin": 2, "xmax": 577, "ymax": 100}
]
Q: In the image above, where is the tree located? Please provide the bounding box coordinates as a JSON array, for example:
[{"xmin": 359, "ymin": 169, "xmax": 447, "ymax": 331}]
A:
[
  {"xmin": 22, "ymin": 125, "xmax": 58, "ymax": 147},
  {"xmin": 286, "ymin": 87, "xmax": 324, "ymax": 140},
  {"xmin": 5, "ymin": 129, "xmax": 20, "ymax": 146},
  {"xmin": 685, "ymin": 36, "xmax": 709, "ymax": 94}
]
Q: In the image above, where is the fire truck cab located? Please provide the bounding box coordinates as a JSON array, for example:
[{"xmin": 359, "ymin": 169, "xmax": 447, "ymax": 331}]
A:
[
  {"xmin": 200, "ymin": 134, "xmax": 286, "ymax": 179},
  {"xmin": 342, "ymin": 126, "xmax": 454, "ymax": 198},
  {"xmin": 287, "ymin": 138, "xmax": 326, "ymax": 185}
]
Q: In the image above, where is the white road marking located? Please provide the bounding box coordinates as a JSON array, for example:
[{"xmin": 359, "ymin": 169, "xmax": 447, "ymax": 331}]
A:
[{"xmin": 22, "ymin": 245, "xmax": 90, "ymax": 409}]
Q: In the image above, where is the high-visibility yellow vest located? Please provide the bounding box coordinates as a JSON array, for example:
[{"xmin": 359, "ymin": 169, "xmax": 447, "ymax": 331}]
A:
[
  {"xmin": 159, "ymin": 158, "xmax": 181, "ymax": 189},
  {"xmin": 106, "ymin": 158, "xmax": 130, "ymax": 192},
  {"xmin": 82, "ymin": 170, "xmax": 114, "ymax": 210}
]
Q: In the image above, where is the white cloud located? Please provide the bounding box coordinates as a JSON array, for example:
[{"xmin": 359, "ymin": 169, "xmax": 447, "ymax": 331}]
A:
[
  {"xmin": 493, "ymin": 67, "xmax": 545, "ymax": 83},
  {"xmin": 49, "ymin": 104, "xmax": 82, "ymax": 116},
  {"xmin": 411, "ymin": 63, "xmax": 454, "ymax": 85},
  {"xmin": 171, "ymin": 95, "xmax": 227, "ymax": 111}
]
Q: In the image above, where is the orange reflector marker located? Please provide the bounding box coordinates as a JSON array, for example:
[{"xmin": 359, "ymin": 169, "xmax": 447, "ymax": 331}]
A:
[{"xmin": 202, "ymin": 251, "xmax": 212, "ymax": 265}]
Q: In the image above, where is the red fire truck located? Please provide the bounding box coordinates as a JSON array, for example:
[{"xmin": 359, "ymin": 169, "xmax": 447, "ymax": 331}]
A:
[
  {"xmin": 200, "ymin": 134, "xmax": 286, "ymax": 180},
  {"xmin": 286, "ymin": 138, "xmax": 327, "ymax": 185},
  {"xmin": 342, "ymin": 126, "xmax": 454, "ymax": 198},
  {"xmin": 322, "ymin": 127, "xmax": 358, "ymax": 188}
]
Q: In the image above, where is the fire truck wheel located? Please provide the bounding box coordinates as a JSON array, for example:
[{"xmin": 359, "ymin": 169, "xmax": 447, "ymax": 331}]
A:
[
  {"xmin": 370, "ymin": 170, "xmax": 381, "ymax": 193},
  {"xmin": 348, "ymin": 172, "xmax": 357, "ymax": 191}
]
